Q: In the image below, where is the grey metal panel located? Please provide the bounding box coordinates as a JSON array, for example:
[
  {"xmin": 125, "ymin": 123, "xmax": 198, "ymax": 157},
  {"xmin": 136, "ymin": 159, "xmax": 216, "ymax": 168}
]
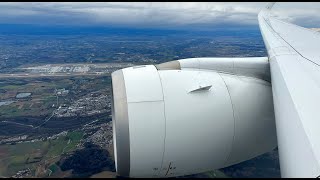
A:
[
  {"xmin": 155, "ymin": 61, "xmax": 181, "ymax": 70},
  {"xmin": 178, "ymin": 57, "xmax": 270, "ymax": 82},
  {"xmin": 259, "ymin": 4, "xmax": 320, "ymax": 178}
]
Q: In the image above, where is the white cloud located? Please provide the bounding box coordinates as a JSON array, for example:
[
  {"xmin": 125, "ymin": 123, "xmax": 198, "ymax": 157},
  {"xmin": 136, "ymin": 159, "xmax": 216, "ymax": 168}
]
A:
[{"xmin": 0, "ymin": 2, "xmax": 319, "ymax": 28}]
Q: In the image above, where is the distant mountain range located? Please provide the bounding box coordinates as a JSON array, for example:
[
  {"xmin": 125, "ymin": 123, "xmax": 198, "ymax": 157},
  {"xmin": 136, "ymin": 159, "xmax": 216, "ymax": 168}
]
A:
[{"xmin": 0, "ymin": 24, "xmax": 260, "ymax": 36}]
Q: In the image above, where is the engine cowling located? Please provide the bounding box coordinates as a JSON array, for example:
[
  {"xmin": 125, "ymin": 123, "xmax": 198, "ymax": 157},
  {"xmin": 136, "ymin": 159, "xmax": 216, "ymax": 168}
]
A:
[{"xmin": 111, "ymin": 57, "xmax": 277, "ymax": 178}]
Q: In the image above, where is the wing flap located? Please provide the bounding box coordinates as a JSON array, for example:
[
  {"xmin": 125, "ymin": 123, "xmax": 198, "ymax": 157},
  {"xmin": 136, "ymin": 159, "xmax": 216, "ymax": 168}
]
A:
[{"xmin": 268, "ymin": 17, "xmax": 320, "ymax": 66}]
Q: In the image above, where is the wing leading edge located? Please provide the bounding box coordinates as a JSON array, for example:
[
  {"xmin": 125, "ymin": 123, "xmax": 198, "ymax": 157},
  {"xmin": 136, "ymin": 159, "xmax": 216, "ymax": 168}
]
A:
[{"xmin": 258, "ymin": 3, "xmax": 320, "ymax": 178}]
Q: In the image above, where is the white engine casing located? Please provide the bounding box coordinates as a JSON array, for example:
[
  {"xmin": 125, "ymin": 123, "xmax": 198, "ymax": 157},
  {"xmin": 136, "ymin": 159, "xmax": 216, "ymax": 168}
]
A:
[{"xmin": 111, "ymin": 57, "xmax": 277, "ymax": 178}]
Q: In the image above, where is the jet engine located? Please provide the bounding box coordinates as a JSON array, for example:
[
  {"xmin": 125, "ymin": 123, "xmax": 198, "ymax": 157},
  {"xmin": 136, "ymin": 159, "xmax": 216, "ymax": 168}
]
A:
[{"xmin": 111, "ymin": 57, "xmax": 277, "ymax": 178}]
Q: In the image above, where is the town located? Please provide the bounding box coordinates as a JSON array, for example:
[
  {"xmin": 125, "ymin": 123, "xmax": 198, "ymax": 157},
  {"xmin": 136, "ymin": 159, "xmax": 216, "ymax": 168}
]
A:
[{"xmin": 55, "ymin": 92, "xmax": 111, "ymax": 118}]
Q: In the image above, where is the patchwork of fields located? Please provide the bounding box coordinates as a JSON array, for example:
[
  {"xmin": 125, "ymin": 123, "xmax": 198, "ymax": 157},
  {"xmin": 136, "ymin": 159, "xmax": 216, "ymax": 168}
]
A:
[{"xmin": 0, "ymin": 131, "xmax": 83, "ymax": 177}]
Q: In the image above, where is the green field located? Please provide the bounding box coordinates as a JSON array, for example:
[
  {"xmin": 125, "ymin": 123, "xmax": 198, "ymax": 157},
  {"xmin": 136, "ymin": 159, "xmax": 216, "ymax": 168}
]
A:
[
  {"xmin": 0, "ymin": 131, "xmax": 83, "ymax": 177},
  {"xmin": 48, "ymin": 164, "xmax": 59, "ymax": 174},
  {"xmin": 202, "ymin": 170, "xmax": 230, "ymax": 178},
  {"xmin": 63, "ymin": 131, "xmax": 83, "ymax": 153}
]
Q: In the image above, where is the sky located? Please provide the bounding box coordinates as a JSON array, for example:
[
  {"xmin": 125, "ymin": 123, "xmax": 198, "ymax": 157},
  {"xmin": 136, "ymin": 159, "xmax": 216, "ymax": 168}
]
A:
[{"xmin": 0, "ymin": 2, "xmax": 320, "ymax": 30}]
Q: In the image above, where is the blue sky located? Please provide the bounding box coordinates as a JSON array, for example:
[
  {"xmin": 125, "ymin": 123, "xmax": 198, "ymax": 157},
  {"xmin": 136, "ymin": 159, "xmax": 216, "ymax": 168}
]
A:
[{"xmin": 0, "ymin": 2, "xmax": 319, "ymax": 30}]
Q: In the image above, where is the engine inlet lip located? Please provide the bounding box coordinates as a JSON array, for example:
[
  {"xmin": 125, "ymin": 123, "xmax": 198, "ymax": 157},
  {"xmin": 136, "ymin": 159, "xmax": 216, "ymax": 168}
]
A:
[{"xmin": 111, "ymin": 69, "xmax": 130, "ymax": 177}]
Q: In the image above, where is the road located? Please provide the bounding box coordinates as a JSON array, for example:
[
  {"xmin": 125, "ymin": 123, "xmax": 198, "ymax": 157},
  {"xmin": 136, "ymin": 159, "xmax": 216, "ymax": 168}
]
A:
[
  {"xmin": 33, "ymin": 110, "xmax": 56, "ymax": 129},
  {"xmin": 0, "ymin": 73, "xmax": 108, "ymax": 79},
  {"xmin": 0, "ymin": 121, "xmax": 34, "ymax": 128}
]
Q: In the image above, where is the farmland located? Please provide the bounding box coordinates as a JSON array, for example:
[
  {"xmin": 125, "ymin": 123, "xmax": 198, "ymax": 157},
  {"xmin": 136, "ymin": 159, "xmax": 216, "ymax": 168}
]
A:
[{"xmin": 0, "ymin": 131, "xmax": 83, "ymax": 177}]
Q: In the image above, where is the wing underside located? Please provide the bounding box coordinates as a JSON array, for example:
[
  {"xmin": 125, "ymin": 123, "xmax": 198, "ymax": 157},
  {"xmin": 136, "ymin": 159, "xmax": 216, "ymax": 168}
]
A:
[{"xmin": 258, "ymin": 3, "xmax": 320, "ymax": 178}]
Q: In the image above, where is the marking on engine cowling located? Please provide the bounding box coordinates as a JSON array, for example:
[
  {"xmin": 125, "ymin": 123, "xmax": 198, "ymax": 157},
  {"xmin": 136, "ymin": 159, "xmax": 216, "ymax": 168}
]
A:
[
  {"xmin": 152, "ymin": 167, "xmax": 159, "ymax": 177},
  {"xmin": 165, "ymin": 162, "xmax": 172, "ymax": 176}
]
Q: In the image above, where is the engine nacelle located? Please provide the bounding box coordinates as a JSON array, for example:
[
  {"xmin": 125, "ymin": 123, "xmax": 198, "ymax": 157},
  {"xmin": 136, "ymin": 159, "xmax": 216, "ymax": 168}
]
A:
[{"xmin": 111, "ymin": 57, "xmax": 277, "ymax": 178}]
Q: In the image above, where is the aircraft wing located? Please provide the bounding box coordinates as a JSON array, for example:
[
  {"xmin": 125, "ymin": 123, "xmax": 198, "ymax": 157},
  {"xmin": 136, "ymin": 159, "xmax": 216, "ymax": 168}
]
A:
[{"xmin": 258, "ymin": 2, "xmax": 320, "ymax": 178}]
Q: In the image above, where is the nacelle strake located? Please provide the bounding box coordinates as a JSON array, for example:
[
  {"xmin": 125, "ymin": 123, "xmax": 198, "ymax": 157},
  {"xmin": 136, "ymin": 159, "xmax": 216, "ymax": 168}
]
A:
[{"xmin": 111, "ymin": 57, "xmax": 277, "ymax": 178}]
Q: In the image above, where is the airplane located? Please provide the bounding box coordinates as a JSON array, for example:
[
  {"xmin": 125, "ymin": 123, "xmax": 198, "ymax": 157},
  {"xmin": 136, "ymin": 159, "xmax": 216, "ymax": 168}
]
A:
[{"xmin": 110, "ymin": 2, "xmax": 320, "ymax": 178}]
